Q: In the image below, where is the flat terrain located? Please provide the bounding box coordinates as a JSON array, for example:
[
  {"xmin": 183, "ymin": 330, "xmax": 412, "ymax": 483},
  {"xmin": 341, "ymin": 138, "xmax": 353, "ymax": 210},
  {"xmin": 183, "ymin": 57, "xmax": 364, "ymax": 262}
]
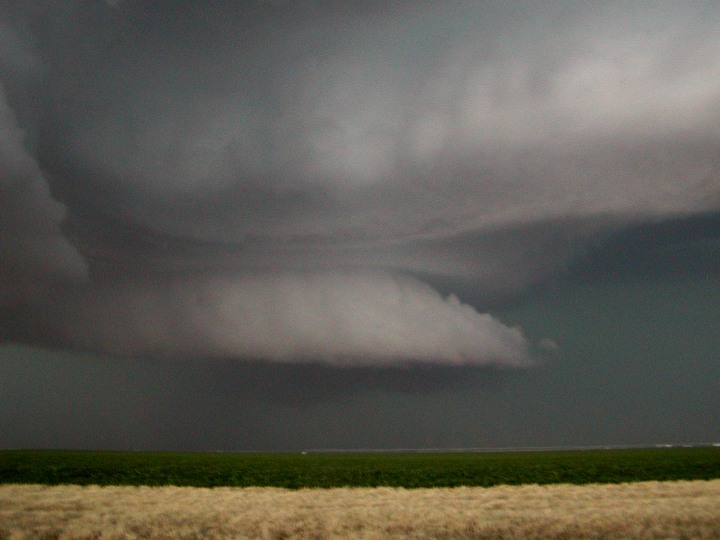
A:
[
  {"xmin": 2, "ymin": 447, "xmax": 719, "ymax": 487},
  {"xmin": 2, "ymin": 480, "xmax": 720, "ymax": 539},
  {"xmin": 2, "ymin": 448, "xmax": 718, "ymax": 538}
]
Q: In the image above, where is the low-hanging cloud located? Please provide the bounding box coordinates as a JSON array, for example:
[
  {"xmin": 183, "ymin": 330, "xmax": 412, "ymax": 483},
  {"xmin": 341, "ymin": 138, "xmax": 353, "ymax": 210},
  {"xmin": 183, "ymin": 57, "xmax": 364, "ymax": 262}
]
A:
[
  {"xmin": 37, "ymin": 271, "xmax": 531, "ymax": 367},
  {"xmin": 1, "ymin": 1, "xmax": 719, "ymax": 366}
]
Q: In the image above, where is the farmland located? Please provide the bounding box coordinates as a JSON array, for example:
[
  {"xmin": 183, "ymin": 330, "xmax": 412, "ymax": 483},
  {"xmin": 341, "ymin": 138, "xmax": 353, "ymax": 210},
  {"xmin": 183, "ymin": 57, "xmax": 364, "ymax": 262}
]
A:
[
  {"xmin": 2, "ymin": 480, "xmax": 720, "ymax": 538},
  {"xmin": 1, "ymin": 446, "xmax": 719, "ymax": 488},
  {"xmin": 2, "ymin": 448, "xmax": 719, "ymax": 538}
]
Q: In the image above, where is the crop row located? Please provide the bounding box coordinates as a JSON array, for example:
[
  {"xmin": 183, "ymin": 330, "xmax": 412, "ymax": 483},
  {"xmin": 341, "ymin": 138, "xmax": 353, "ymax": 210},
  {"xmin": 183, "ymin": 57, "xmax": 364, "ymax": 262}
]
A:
[{"xmin": 1, "ymin": 447, "xmax": 718, "ymax": 488}]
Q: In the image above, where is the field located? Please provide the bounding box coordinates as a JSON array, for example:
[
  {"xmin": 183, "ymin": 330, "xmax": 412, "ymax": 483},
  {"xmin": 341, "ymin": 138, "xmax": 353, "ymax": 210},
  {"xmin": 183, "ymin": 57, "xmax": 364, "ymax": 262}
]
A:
[
  {"xmin": 2, "ymin": 481, "xmax": 720, "ymax": 538},
  {"xmin": 2, "ymin": 447, "xmax": 719, "ymax": 488},
  {"xmin": 2, "ymin": 448, "xmax": 719, "ymax": 538}
]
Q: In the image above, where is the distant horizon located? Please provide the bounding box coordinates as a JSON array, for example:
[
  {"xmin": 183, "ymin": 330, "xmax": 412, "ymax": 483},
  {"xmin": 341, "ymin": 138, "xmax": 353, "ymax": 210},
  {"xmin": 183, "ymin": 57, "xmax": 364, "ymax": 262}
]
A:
[{"xmin": 4, "ymin": 442, "xmax": 720, "ymax": 455}]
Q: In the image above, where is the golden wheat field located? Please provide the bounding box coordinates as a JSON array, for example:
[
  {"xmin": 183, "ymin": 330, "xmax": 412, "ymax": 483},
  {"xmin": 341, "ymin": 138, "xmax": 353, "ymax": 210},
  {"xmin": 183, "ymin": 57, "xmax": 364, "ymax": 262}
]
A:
[{"xmin": 1, "ymin": 480, "xmax": 719, "ymax": 539}]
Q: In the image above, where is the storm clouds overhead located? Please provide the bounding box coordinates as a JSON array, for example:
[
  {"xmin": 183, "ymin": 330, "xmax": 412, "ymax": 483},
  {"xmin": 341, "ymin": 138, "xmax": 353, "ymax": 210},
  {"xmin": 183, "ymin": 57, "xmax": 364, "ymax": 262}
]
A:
[{"xmin": 1, "ymin": 1, "xmax": 719, "ymax": 450}]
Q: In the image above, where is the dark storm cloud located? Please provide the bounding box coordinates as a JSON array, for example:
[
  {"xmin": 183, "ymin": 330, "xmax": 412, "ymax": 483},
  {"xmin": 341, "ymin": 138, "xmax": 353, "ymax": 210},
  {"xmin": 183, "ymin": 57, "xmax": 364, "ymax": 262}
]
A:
[
  {"xmin": 0, "ymin": 84, "xmax": 86, "ymax": 307},
  {"xmin": 41, "ymin": 1, "xmax": 720, "ymax": 245},
  {"xmin": 1, "ymin": 1, "xmax": 719, "ymax": 366}
]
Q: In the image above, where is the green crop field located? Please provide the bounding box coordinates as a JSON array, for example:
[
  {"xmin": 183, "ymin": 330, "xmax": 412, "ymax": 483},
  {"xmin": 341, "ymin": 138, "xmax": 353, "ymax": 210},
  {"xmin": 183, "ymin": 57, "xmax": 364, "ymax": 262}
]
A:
[{"xmin": 1, "ymin": 447, "xmax": 718, "ymax": 488}]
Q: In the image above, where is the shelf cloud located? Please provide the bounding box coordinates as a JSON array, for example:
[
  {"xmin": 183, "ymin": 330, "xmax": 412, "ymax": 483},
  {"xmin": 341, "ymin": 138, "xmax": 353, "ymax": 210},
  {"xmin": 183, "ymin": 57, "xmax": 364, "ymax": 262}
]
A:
[
  {"xmin": 1, "ymin": 1, "xmax": 719, "ymax": 367},
  {"xmin": 35, "ymin": 271, "xmax": 531, "ymax": 366}
]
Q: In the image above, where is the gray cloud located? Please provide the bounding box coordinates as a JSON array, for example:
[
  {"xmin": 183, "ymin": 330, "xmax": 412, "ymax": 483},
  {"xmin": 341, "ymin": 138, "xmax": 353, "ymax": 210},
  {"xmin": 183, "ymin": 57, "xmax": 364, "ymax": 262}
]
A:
[
  {"xmin": 0, "ymin": 83, "xmax": 86, "ymax": 307},
  {"xmin": 0, "ymin": 10, "xmax": 86, "ymax": 309},
  {"xmin": 23, "ymin": 271, "xmax": 531, "ymax": 366},
  {"xmin": 43, "ymin": 1, "xmax": 719, "ymax": 244},
  {"xmin": 1, "ymin": 1, "xmax": 719, "ymax": 366}
]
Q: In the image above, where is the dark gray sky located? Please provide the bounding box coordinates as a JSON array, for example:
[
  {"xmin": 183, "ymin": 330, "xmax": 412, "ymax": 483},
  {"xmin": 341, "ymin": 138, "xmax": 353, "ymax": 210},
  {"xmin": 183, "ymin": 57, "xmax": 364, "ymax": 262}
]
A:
[{"xmin": 1, "ymin": 1, "xmax": 718, "ymax": 450}]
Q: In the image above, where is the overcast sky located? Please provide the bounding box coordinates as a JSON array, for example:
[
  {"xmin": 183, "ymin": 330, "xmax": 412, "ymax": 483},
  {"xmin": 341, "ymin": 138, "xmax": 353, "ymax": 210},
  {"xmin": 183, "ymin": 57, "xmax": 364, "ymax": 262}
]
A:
[{"xmin": 1, "ymin": 1, "xmax": 718, "ymax": 450}]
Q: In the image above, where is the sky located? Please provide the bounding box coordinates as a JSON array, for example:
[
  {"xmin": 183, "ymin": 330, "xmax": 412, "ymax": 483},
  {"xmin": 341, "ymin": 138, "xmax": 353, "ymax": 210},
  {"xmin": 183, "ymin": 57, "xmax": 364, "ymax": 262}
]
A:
[{"xmin": 1, "ymin": 0, "xmax": 718, "ymax": 451}]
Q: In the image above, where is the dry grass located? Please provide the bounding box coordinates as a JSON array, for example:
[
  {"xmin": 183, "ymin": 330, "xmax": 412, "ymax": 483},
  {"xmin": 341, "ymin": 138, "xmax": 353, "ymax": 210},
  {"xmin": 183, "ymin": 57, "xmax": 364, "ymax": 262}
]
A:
[{"xmin": 1, "ymin": 480, "xmax": 719, "ymax": 539}]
